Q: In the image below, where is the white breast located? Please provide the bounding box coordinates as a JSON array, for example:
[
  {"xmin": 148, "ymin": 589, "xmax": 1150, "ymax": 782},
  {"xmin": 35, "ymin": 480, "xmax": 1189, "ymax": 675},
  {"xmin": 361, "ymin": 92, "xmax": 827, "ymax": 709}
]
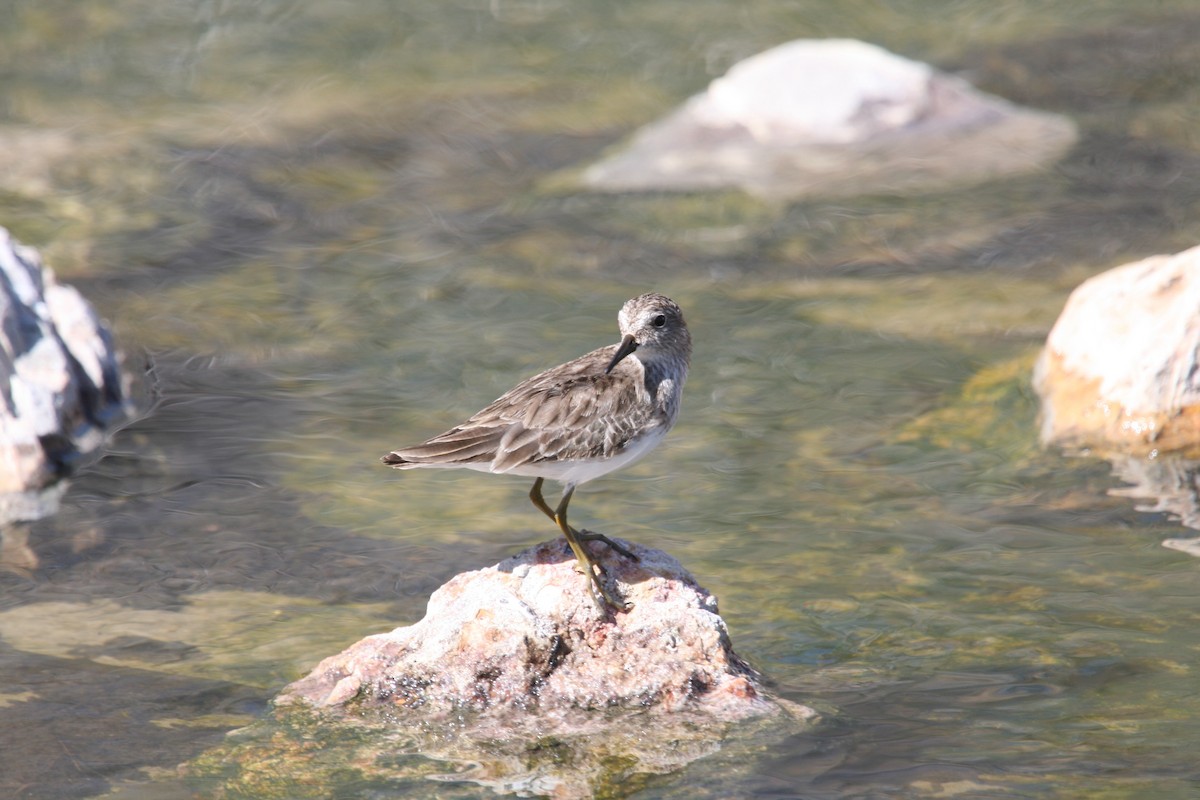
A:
[{"xmin": 500, "ymin": 426, "xmax": 670, "ymax": 486}]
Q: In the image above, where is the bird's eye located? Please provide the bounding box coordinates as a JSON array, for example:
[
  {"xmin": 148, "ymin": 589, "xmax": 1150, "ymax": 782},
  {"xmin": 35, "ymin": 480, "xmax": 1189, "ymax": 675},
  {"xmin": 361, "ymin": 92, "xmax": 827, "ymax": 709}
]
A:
[{"xmin": 651, "ymin": 314, "xmax": 666, "ymax": 328}]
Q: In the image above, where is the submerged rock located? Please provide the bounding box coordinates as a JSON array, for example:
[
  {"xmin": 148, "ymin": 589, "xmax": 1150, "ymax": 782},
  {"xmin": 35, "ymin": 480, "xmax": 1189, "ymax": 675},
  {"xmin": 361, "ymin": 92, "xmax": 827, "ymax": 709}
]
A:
[
  {"xmin": 1034, "ymin": 245, "xmax": 1200, "ymax": 456},
  {"xmin": 190, "ymin": 694, "xmax": 809, "ymax": 798},
  {"xmin": 583, "ymin": 39, "xmax": 1076, "ymax": 199},
  {"xmin": 0, "ymin": 227, "xmax": 134, "ymax": 523},
  {"xmin": 279, "ymin": 537, "xmax": 776, "ymax": 720}
]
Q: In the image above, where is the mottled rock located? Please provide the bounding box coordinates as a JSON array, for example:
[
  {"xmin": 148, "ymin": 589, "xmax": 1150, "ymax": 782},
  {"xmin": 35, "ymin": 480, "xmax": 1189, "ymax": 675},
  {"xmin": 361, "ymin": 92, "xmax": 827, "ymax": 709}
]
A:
[
  {"xmin": 256, "ymin": 538, "xmax": 812, "ymax": 796},
  {"xmin": 583, "ymin": 39, "xmax": 1076, "ymax": 199},
  {"xmin": 0, "ymin": 227, "xmax": 133, "ymax": 521},
  {"xmin": 279, "ymin": 537, "xmax": 775, "ymax": 721},
  {"xmin": 1034, "ymin": 245, "xmax": 1200, "ymax": 455}
]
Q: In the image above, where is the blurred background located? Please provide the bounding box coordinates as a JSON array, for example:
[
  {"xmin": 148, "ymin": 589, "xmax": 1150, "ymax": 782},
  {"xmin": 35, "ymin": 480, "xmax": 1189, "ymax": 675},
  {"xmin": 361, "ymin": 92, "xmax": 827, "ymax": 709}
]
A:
[{"xmin": 1, "ymin": 1, "xmax": 1199, "ymax": 797}]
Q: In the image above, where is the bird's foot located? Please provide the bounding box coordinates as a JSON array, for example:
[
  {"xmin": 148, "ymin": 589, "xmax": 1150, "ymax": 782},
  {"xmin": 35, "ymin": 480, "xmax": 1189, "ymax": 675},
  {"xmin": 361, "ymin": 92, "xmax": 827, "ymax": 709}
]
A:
[
  {"xmin": 577, "ymin": 529, "xmax": 639, "ymax": 562},
  {"xmin": 589, "ymin": 570, "xmax": 633, "ymax": 613},
  {"xmin": 569, "ymin": 551, "xmax": 632, "ymax": 612}
]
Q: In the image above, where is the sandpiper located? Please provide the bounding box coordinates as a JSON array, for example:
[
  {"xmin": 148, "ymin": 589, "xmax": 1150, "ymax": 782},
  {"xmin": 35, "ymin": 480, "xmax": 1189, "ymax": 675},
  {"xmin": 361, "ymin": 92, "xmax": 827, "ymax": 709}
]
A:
[{"xmin": 382, "ymin": 293, "xmax": 691, "ymax": 611}]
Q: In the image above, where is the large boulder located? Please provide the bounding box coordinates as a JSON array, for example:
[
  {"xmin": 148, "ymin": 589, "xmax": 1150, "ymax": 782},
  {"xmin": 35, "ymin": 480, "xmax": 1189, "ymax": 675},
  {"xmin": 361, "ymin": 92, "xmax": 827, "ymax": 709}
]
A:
[
  {"xmin": 1034, "ymin": 245, "xmax": 1200, "ymax": 456},
  {"xmin": 583, "ymin": 39, "xmax": 1077, "ymax": 199},
  {"xmin": 0, "ymin": 227, "xmax": 133, "ymax": 521}
]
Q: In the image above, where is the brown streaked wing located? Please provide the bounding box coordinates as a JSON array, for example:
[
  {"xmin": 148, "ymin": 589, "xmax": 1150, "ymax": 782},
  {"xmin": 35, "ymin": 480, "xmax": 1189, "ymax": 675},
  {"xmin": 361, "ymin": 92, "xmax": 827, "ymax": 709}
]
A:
[
  {"xmin": 388, "ymin": 343, "xmax": 657, "ymax": 471},
  {"xmin": 387, "ymin": 422, "xmax": 507, "ymax": 465},
  {"xmin": 466, "ymin": 346, "xmax": 656, "ymax": 469}
]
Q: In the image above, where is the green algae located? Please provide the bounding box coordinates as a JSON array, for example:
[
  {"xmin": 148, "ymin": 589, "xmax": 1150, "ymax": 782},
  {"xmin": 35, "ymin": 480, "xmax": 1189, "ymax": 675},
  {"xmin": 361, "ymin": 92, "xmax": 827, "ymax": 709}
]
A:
[{"xmin": 0, "ymin": 591, "xmax": 397, "ymax": 688}]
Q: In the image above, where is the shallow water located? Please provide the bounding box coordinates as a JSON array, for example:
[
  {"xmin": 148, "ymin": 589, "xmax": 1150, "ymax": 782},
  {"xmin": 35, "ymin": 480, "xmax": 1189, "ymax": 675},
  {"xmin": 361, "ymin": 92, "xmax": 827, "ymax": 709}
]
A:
[{"xmin": 2, "ymin": 1, "xmax": 1200, "ymax": 798}]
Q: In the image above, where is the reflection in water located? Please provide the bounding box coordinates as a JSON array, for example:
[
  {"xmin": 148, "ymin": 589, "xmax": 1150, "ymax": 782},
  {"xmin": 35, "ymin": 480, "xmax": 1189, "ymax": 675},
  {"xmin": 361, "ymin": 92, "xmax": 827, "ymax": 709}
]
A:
[
  {"xmin": 0, "ymin": 522, "xmax": 39, "ymax": 573},
  {"xmin": 0, "ymin": 484, "xmax": 67, "ymax": 573},
  {"xmin": 1109, "ymin": 453, "xmax": 1200, "ymax": 528},
  {"xmin": 189, "ymin": 702, "xmax": 813, "ymax": 799},
  {"xmin": 1108, "ymin": 453, "xmax": 1200, "ymax": 556}
]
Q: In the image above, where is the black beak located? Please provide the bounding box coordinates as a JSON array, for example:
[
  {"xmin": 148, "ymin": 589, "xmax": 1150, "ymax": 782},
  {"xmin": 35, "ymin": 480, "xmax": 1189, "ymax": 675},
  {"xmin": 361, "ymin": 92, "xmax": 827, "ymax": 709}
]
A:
[{"xmin": 605, "ymin": 334, "xmax": 638, "ymax": 374}]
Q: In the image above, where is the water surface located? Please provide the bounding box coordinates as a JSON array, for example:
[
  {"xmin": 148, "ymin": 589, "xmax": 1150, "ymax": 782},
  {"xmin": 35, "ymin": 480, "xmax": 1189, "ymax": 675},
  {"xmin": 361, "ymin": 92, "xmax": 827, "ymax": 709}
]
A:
[{"xmin": 2, "ymin": 1, "xmax": 1199, "ymax": 797}]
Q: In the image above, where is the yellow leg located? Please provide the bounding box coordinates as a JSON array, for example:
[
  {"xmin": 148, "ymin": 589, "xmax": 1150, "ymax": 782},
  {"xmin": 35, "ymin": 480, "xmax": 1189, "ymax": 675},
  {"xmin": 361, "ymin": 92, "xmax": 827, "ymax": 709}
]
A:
[
  {"xmin": 529, "ymin": 477, "xmax": 557, "ymax": 522},
  {"xmin": 529, "ymin": 479, "xmax": 630, "ymax": 611},
  {"xmin": 529, "ymin": 478, "xmax": 638, "ymax": 560}
]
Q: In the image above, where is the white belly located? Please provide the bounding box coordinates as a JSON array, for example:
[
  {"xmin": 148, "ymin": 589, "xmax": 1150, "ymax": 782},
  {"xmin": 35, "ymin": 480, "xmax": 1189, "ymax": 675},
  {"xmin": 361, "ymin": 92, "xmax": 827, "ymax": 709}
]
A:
[{"xmin": 500, "ymin": 427, "xmax": 669, "ymax": 486}]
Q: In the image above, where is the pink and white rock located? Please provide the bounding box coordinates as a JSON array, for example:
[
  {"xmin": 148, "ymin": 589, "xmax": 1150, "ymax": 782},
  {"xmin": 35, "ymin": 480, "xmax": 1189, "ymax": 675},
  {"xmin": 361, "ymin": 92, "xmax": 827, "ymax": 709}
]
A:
[
  {"xmin": 1034, "ymin": 245, "xmax": 1200, "ymax": 455},
  {"xmin": 268, "ymin": 538, "xmax": 814, "ymax": 795},
  {"xmin": 583, "ymin": 39, "xmax": 1076, "ymax": 199},
  {"xmin": 278, "ymin": 538, "xmax": 783, "ymax": 723}
]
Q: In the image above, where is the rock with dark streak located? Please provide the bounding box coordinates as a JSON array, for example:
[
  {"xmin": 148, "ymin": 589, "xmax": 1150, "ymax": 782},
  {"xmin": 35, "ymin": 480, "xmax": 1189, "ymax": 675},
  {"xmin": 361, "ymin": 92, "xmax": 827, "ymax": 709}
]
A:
[
  {"xmin": 278, "ymin": 538, "xmax": 776, "ymax": 721},
  {"xmin": 0, "ymin": 227, "xmax": 133, "ymax": 522}
]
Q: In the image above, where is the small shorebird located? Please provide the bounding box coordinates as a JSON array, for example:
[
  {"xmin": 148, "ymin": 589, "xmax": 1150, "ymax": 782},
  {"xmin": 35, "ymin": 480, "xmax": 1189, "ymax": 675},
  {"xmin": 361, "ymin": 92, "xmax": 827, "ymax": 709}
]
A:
[{"xmin": 382, "ymin": 293, "xmax": 691, "ymax": 611}]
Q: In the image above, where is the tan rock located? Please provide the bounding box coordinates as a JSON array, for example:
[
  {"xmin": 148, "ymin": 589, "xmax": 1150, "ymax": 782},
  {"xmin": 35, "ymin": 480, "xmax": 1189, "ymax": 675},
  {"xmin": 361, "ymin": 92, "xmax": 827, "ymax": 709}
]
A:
[{"xmin": 1034, "ymin": 245, "xmax": 1200, "ymax": 455}]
